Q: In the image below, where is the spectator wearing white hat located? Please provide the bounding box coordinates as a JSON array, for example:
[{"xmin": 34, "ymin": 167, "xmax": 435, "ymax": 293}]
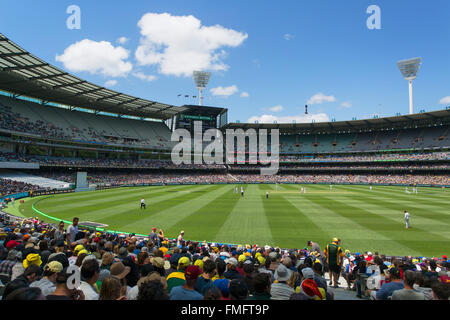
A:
[{"xmin": 224, "ymin": 258, "xmax": 242, "ymax": 281}]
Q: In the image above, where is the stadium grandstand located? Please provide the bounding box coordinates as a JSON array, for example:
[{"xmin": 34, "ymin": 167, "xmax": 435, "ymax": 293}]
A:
[{"xmin": 0, "ymin": 30, "xmax": 448, "ymax": 303}]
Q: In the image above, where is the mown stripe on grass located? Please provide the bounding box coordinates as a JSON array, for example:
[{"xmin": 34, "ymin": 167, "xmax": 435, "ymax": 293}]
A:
[
  {"xmin": 360, "ymin": 186, "xmax": 450, "ymax": 211},
  {"xmin": 337, "ymin": 185, "xmax": 450, "ymax": 227},
  {"xmin": 38, "ymin": 186, "xmax": 151, "ymax": 203},
  {"xmin": 35, "ymin": 184, "xmax": 213, "ymax": 222},
  {"xmin": 167, "ymin": 185, "xmax": 243, "ymax": 243},
  {"xmin": 40, "ymin": 185, "xmax": 186, "ymax": 212},
  {"xmin": 335, "ymin": 191, "xmax": 450, "ymax": 241},
  {"xmin": 120, "ymin": 185, "xmax": 230, "ymax": 236},
  {"xmin": 284, "ymin": 186, "xmax": 428, "ymax": 254},
  {"xmin": 214, "ymin": 184, "xmax": 274, "ymax": 246},
  {"xmin": 294, "ymin": 195, "xmax": 419, "ymax": 255},
  {"xmin": 305, "ymin": 192, "xmax": 424, "ymax": 256},
  {"xmin": 262, "ymin": 185, "xmax": 331, "ymax": 248}
]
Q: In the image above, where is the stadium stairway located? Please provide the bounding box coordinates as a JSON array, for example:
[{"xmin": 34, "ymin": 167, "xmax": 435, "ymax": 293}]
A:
[
  {"xmin": 0, "ymin": 171, "xmax": 70, "ymax": 189},
  {"xmin": 324, "ymin": 273, "xmax": 364, "ymax": 300}
]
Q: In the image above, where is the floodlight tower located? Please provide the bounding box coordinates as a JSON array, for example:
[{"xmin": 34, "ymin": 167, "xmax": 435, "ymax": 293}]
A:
[
  {"xmin": 193, "ymin": 71, "xmax": 211, "ymax": 106},
  {"xmin": 397, "ymin": 57, "xmax": 422, "ymax": 115}
]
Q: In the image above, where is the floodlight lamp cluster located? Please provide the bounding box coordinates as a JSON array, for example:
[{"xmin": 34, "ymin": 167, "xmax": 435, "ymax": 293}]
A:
[
  {"xmin": 193, "ymin": 71, "xmax": 211, "ymax": 106},
  {"xmin": 397, "ymin": 57, "xmax": 422, "ymax": 80},
  {"xmin": 193, "ymin": 71, "xmax": 211, "ymax": 89}
]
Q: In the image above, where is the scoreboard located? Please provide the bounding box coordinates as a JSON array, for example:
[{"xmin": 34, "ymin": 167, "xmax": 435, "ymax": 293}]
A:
[{"xmin": 174, "ymin": 105, "xmax": 228, "ymax": 135}]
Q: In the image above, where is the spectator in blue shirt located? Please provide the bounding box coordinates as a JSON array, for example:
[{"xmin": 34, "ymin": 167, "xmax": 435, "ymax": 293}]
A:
[
  {"xmin": 170, "ymin": 265, "xmax": 203, "ymax": 300},
  {"xmin": 367, "ymin": 267, "xmax": 404, "ymax": 300}
]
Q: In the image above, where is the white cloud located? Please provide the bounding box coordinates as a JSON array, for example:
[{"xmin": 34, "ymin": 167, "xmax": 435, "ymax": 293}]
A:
[
  {"xmin": 248, "ymin": 113, "xmax": 330, "ymax": 124},
  {"xmin": 55, "ymin": 39, "xmax": 133, "ymax": 77},
  {"xmin": 135, "ymin": 12, "xmax": 248, "ymax": 77},
  {"xmin": 439, "ymin": 96, "xmax": 450, "ymax": 105},
  {"xmin": 269, "ymin": 105, "xmax": 284, "ymax": 112},
  {"xmin": 240, "ymin": 91, "xmax": 249, "ymax": 98},
  {"xmin": 104, "ymin": 80, "xmax": 118, "ymax": 87},
  {"xmin": 340, "ymin": 101, "xmax": 352, "ymax": 108},
  {"xmin": 133, "ymin": 71, "xmax": 157, "ymax": 82},
  {"xmin": 117, "ymin": 37, "xmax": 129, "ymax": 45},
  {"xmin": 284, "ymin": 33, "xmax": 295, "ymax": 40},
  {"xmin": 307, "ymin": 92, "xmax": 336, "ymax": 105},
  {"xmin": 210, "ymin": 85, "xmax": 239, "ymax": 97}
]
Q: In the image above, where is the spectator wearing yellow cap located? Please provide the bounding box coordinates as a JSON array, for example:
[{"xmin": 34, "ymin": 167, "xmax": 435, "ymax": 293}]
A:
[
  {"xmin": 236, "ymin": 254, "xmax": 247, "ymax": 277},
  {"xmin": 23, "ymin": 253, "xmax": 42, "ymax": 269},
  {"xmin": 68, "ymin": 244, "xmax": 85, "ymax": 266},
  {"xmin": 193, "ymin": 258, "xmax": 204, "ymax": 271},
  {"xmin": 30, "ymin": 261, "xmax": 63, "ymax": 296},
  {"xmin": 166, "ymin": 256, "xmax": 190, "ymax": 293},
  {"xmin": 324, "ymin": 237, "xmax": 345, "ymax": 288}
]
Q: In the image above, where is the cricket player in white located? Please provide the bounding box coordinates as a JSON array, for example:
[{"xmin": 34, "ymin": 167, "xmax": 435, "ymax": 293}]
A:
[
  {"xmin": 404, "ymin": 210, "xmax": 410, "ymax": 229},
  {"xmin": 140, "ymin": 198, "xmax": 146, "ymax": 209},
  {"xmin": 266, "ymin": 191, "xmax": 269, "ymax": 199},
  {"xmin": 330, "ymin": 185, "xmax": 333, "ymax": 191},
  {"xmin": 241, "ymin": 186, "xmax": 244, "ymax": 198},
  {"xmin": 370, "ymin": 185, "xmax": 373, "ymax": 191}
]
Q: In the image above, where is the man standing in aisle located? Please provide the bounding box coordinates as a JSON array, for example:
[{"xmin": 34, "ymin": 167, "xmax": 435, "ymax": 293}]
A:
[
  {"xmin": 177, "ymin": 231, "xmax": 185, "ymax": 247},
  {"xmin": 324, "ymin": 237, "xmax": 345, "ymax": 288},
  {"xmin": 66, "ymin": 217, "xmax": 79, "ymax": 245}
]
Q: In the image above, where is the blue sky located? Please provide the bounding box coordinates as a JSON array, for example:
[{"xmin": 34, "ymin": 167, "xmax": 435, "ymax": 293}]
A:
[{"xmin": 1, "ymin": 0, "xmax": 449, "ymax": 124}]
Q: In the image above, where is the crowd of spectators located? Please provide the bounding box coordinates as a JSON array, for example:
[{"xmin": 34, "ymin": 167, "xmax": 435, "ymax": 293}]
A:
[
  {"xmin": 1, "ymin": 170, "xmax": 448, "ymax": 200},
  {"xmin": 0, "ymin": 105, "xmax": 72, "ymax": 141},
  {"xmin": 0, "ymin": 214, "xmax": 448, "ymax": 301},
  {"xmin": 279, "ymin": 152, "xmax": 449, "ymax": 162},
  {"xmin": 1, "ymin": 152, "xmax": 448, "ymax": 172},
  {"xmin": 35, "ymin": 172, "xmax": 450, "ymax": 187},
  {"xmin": 0, "ymin": 178, "xmax": 43, "ymax": 198},
  {"xmin": 0, "ymin": 105, "xmax": 171, "ymax": 149},
  {"xmin": 230, "ymin": 163, "xmax": 450, "ymax": 171}
]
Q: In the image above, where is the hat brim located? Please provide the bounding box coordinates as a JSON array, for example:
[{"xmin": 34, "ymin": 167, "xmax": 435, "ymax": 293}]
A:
[
  {"xmin": 113, "ymin": 266, "xmax": 131, "ymax": 279},
  {"xmin": 164, "ymin": 260, "xmax": 171, "ymax": 270},
  {"xmin": 275, "ymin": 269, "xmax": 292, "ymax": 282}
]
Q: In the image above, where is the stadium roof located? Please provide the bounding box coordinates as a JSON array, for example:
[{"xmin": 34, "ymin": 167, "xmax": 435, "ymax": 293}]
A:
[
  {"xmin": 224, "ymin": 109, "xmax": 450, "ymax": 133},
  {"xmin": 0, "ymin": 33, "xmax": 187, "ymax": 120}
]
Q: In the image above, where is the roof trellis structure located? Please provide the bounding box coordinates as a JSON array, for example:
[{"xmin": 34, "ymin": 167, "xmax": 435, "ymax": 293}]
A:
[{"xmin": 0, "ymin": 33, "xmax": 187, "ymax": 120}]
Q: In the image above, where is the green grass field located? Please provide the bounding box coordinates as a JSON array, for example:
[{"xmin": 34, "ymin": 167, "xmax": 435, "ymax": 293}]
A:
[{"xmin": 7, "ymin": 184, "xmax": 450, "ymax": 257}]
